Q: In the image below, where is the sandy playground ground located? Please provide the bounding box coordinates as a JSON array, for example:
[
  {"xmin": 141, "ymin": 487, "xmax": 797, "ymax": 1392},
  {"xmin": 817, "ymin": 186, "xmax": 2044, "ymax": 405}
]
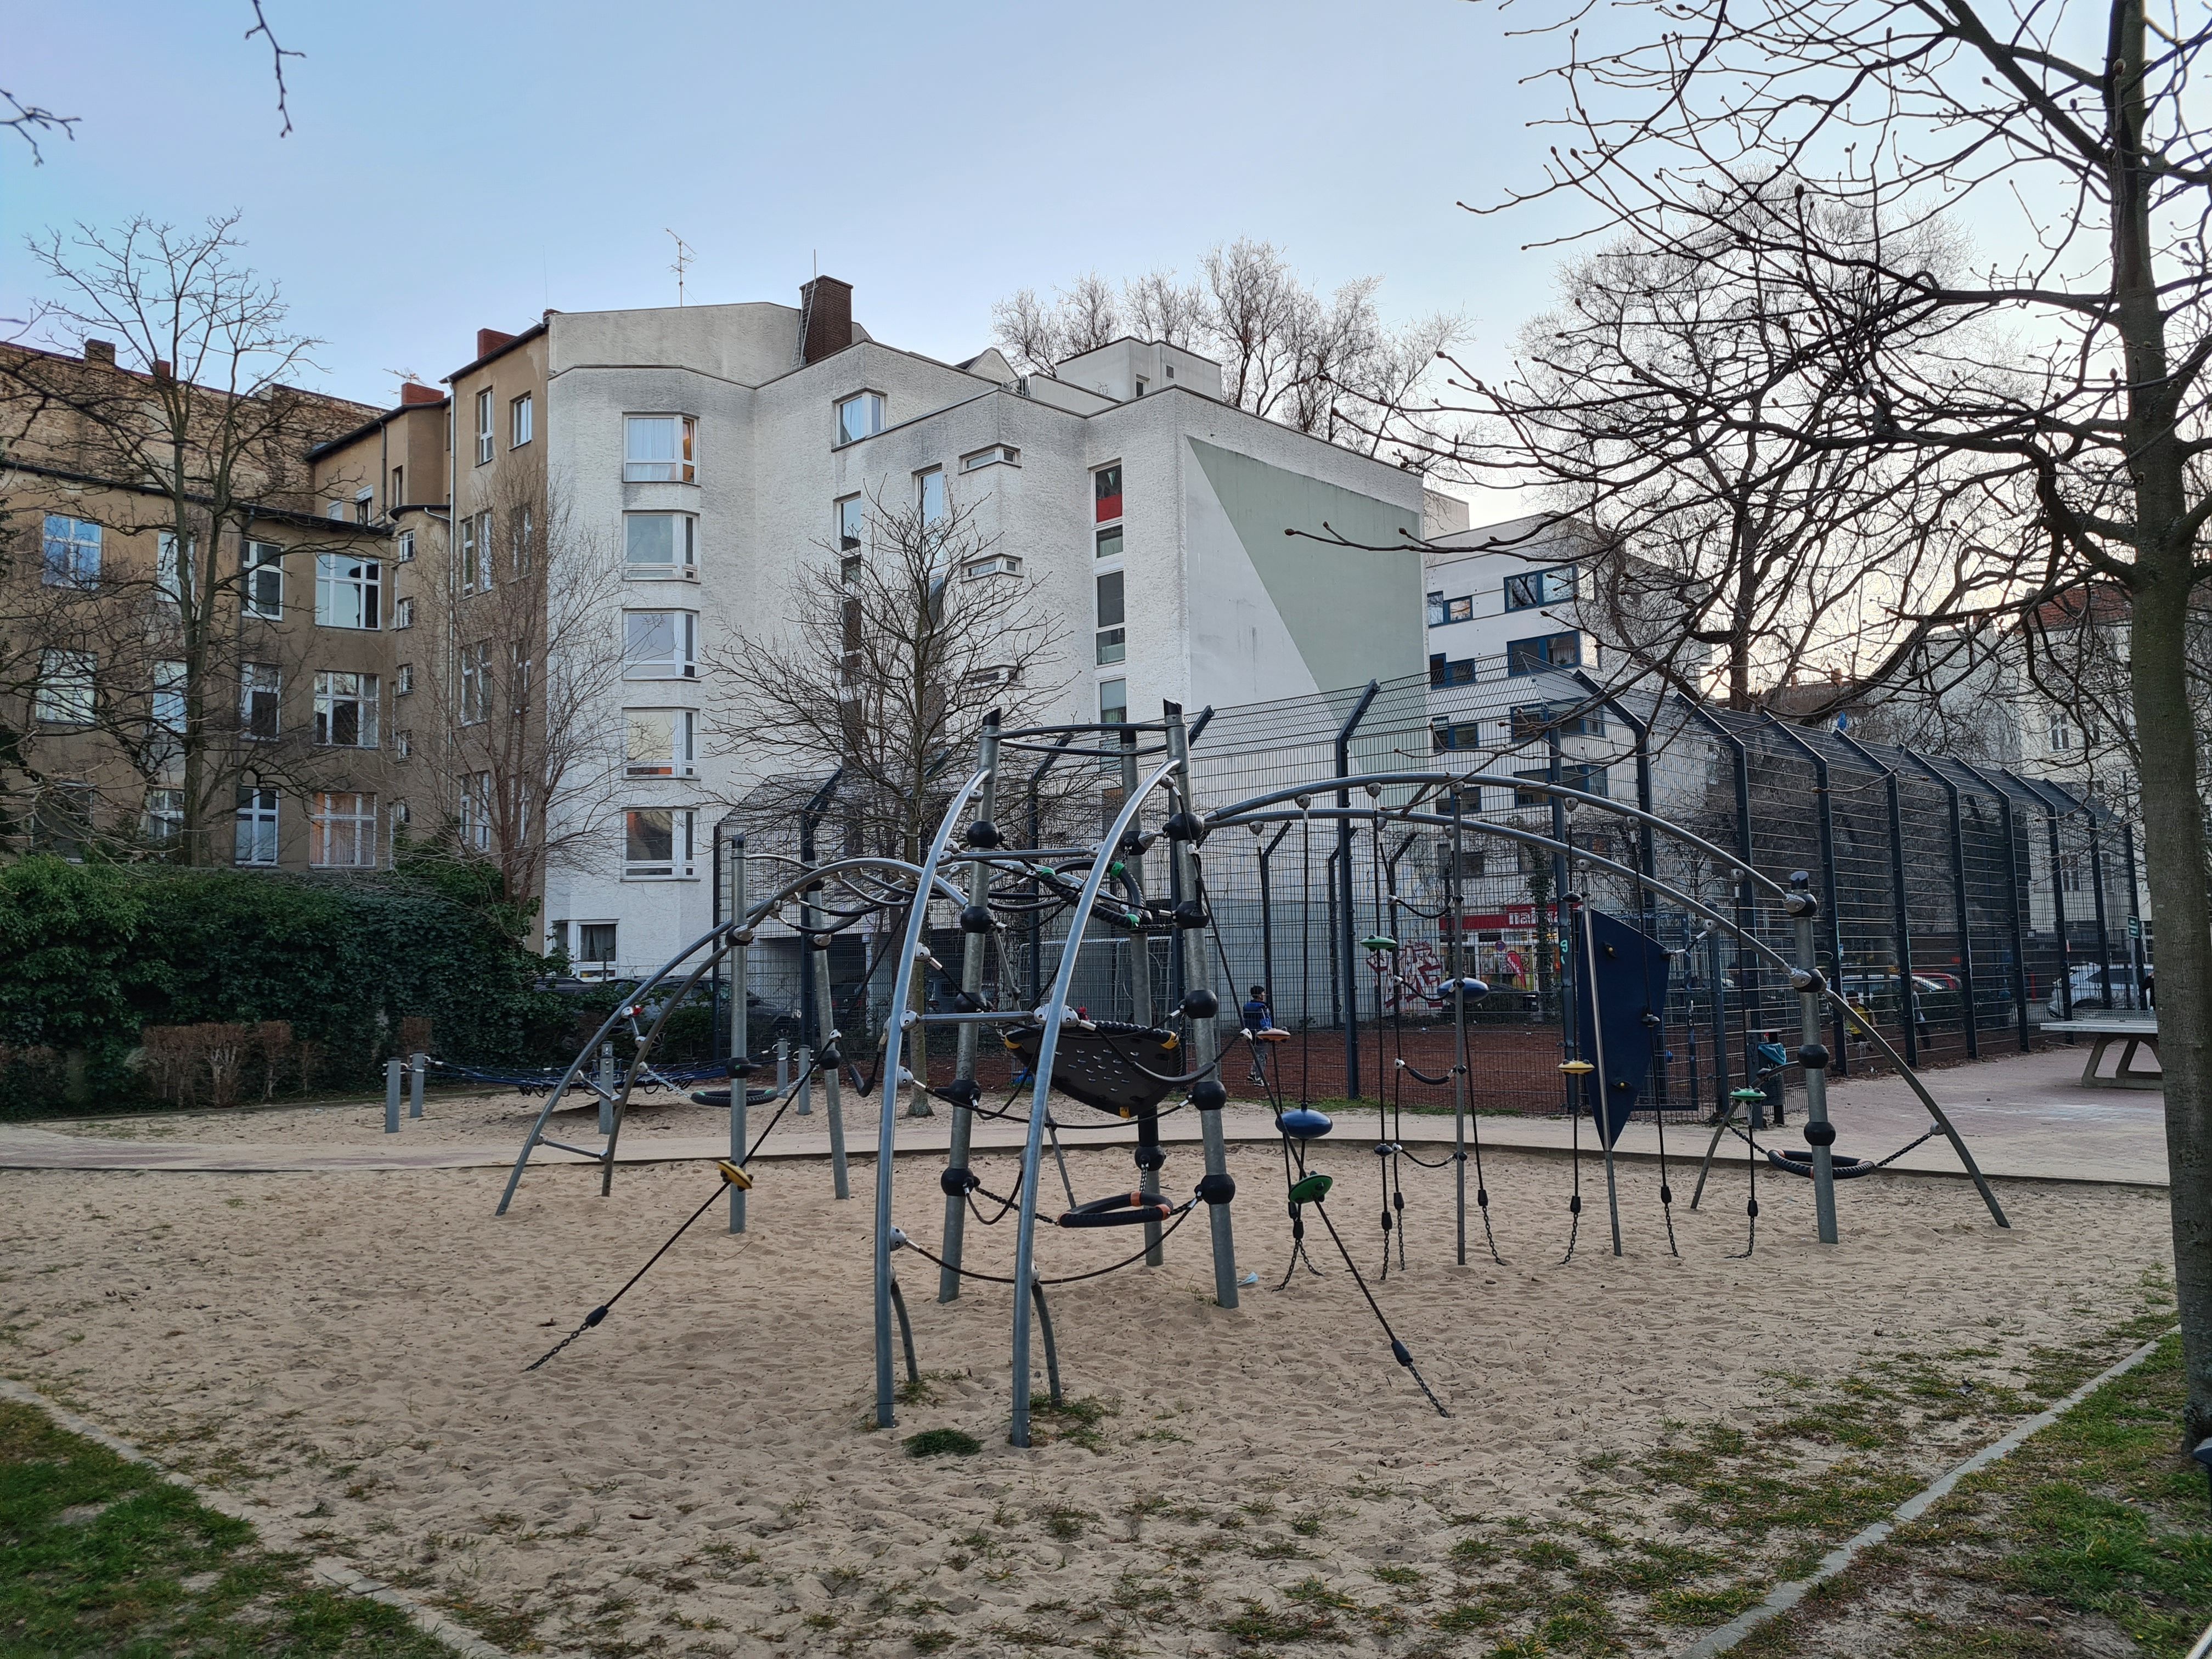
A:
[{"xmin": 0, "ymin": 1123, "xmax": 2177, "ymax": 1658}]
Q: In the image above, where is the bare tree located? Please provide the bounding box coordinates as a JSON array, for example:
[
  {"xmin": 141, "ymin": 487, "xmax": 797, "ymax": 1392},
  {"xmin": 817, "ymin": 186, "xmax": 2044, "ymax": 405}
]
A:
[
  {"xmin": 1480, "ymin": 0, "xmax": 2212, "ymax": 1442},
  {"xmin": 407, "ymin": 459, "xmax": 626, "ymax": 909},
  {"xmin": 0, "ymin": 215, "xmax": 370, "ymax": 864}
]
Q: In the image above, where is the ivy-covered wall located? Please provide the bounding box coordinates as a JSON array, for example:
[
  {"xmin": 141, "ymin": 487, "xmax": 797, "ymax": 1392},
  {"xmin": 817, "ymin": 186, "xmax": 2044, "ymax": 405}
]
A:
[{"xmin": 0, "ymin": 857, "xmax": 571, "ymax": 1110}]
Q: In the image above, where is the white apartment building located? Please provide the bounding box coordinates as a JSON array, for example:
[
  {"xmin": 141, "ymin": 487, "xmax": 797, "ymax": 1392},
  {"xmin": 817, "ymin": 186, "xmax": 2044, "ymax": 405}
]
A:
[{"xmin": 414, "ymin": 280, "xmax": 1434, "ymax": 975}]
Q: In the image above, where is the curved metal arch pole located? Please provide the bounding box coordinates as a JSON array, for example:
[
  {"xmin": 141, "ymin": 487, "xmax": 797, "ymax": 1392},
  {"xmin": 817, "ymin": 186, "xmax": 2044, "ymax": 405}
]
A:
[
  {"xmin": 873, "ymin": 768, "xmax": 995, "ymax": 1432},
  {"xmin": 940, "ymin": 715, "xmax": 1002, "ymax": 1301},
  {"xmin": 1206, "ymin": 771, "xmax": 1796, "ymax": 907},
  {"xmin": 1009, "ymin": 754, "xmax": 1183, "ymax": 1448},
  {"xmin": 494, "ymin": 855, "xmax": 963, "ymax": 1217},
  {"xmin": 1226, "ymin": 802, "xmax": 2010, "ymax": 1229}
]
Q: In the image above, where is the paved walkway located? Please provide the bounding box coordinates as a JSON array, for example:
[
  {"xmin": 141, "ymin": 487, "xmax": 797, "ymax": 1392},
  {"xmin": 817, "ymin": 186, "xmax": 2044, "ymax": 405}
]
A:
[{"xmin": 0, "ymin": 1047, "xmax": 2166, "ymax": 1188}]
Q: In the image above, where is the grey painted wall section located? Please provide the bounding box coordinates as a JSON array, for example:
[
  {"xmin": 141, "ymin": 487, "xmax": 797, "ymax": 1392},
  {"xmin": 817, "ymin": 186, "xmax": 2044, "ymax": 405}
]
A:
[{"xmin": 1187, "ymin": 437, "xmax": 1425, "ymax": 707}]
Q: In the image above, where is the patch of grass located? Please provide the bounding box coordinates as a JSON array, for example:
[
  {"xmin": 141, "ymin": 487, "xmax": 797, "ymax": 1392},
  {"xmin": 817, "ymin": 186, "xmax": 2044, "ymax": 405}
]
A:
[
  {"xmin": 1040, "ymin": 1505, "xmax": 1098, "ymax": 1542},
  {"xmin": 1219, "ymin": 1597, "xmax": 1339, "ymax": 1644},
  {"xmin": 897, "ymin": 1369, "xmax": 967, "ymax": 1407},
  {"xmin": 912, "ymin": 1630, "xmax": 957, "ymax": 1654},
  {"xmin": 0, "ymin": 1397, "xmax": 460, "ymax": 1657},
  {"xmin": 1029, "ymin": 1395, "xmax": 1118, "ymax": 1452},
  {"xmin": 904, "ymin": 1428, "xmax": 982, "ymax": 1458}
]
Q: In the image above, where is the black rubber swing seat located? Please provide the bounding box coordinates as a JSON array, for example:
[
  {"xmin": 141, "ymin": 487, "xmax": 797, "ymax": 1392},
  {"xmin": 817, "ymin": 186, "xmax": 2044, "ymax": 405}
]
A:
[
  {"xmin": 689, "ymin": 1087, "xmax": 781, "ymax": 1109},
  {"xmin": 1765, "ymin": 1148, "xmax": 1880, "ymax": 1180},
  {"xmin": 1057, "ymin": 1190, "xmax": 1176, "ymax": 1228},
  {"xmin": 1003, "ymin": 1022, "xmax": 1182, "ymax": 1116}
]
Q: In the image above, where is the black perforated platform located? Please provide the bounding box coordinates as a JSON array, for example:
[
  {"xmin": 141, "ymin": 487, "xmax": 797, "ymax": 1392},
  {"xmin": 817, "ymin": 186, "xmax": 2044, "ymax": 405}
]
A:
[{"xmin": 1003, "ymin": 1021, "xmax": 1182, "ymax": 1115}]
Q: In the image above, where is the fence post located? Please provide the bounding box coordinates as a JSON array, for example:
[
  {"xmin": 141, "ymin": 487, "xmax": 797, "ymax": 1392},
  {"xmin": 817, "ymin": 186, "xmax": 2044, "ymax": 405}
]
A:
[
  {"xmin": 729, "ymin": 832, "xmax": 748, "ymax": 1233},
  {"xmin": 1334, "ymin": 679, "xmax": 1381, "ymax": 1099},
  {"xmin": 1761, "ymin": 714, "xmax": 1853, "ymax": 1075},
  {"xmin": 2086, "ymin": 804, "xmax": 2114, "ymax": 1009},
  {"xmin": 1956, "ymin": 762, "xmax": 2033, "ymax": 1051},
  {"xmin": 2013, "ymin": 773, "xmax": 2075, "ymax": 1022},
  {"xmin": 2123, "ymin": 820, "xmax": 2148, "ymax": 1010},
  {"xmin": 795, "ymin": 770, "xmax": 842, "ymax": 1118},
  {"xmin": 1904, "ymin": 751, "xmax": 1980, "ymax": 1060},
  {"xmin": 1833, "ymin": 731, "xmax": 1918, "ymax": 1067},
  {"xmin": 1677, "ymin": 699, "xmax": 1751, "ymax": 1104},
  {"xmin": 1548, "ymin": 725, "xmax": 1575, "ymax": 1097}
]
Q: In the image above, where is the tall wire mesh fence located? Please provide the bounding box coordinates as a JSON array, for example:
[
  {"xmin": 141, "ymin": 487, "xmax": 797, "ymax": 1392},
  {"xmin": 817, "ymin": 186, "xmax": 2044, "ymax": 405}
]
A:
[{"xmin": 713, "ymin": 661, "xmax": 2146, "ymax": 1120}]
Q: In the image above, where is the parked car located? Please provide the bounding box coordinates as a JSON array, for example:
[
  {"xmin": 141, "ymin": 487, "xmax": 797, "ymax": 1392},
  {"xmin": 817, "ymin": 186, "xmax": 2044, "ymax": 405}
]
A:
[{"xmin": 2049, "ymin": 962, "xmax": 2153, "ymax": 1017}]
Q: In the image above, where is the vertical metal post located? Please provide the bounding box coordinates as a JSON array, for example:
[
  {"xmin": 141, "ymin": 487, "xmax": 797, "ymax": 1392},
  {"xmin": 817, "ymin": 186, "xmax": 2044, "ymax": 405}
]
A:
[
  {"xmin": 2122, "ymin": 821, "xmax": 2147, "ymax": 1011},
  {"xmin": 597, "ymin": 1042, "xmax": 616, "ymax": 1137},
  {"xmin": 1957, "ymin": 763, "xmax": 2033, "ymax": 1050},
  {"xmin": 1906, "ymin": 752, "xmax": 1979, "ymax": 1059},
  {"xmin": 385, "ymin": 1058, "xmax": 400, "ymax": 1134},
  {"xmin": 797, "ymin": 1046, "xmax": 814, "ymax": 1118},
  {"xmin": 1118, "ymin": 727, "xmax": 1163, "ymax": 1266},
  {"xmin": 1448, "ymin": 788, "xmax": 1470, "ymax": 1265},
  {"xmin": 1166, "ymin": 703, "xmax": 1238, "ymax": 1308},
  {"xmin": 409, "ymin": 1052, "xmax": 425, "ymax": 1118},
  {"xmin": 939, "ymin": 714, "xmax": 1001, "ymax": 1299},
  {"xmin": 813, "ymin": 945, "xmax": 848, "ymax": 1197},
  {"xmin": 1762, "ymin": 715, "xmax": 1853, "ymax": 1075},
  {"xmin": 2018, "ymin": 776, "xmax": 2075, "ymax": 1022},
  {"xmin": 1334, "ymin": 679, "xmax": 1380, "ymax": 1098},
  {"xmin": 2086, "ymin": 808, "xmax": 2114, "ymax": 1011},
  {"xmin": 730, "ymin": 835, "xmax": 749, "ymax": 1233},
  {"xmin": 1787, "ymin": 873, "xmax": 1839, "ymax": 1244},
  {"xmin": 776, "ymin": 1038, "xmax": 789, "ymax": 1101},
  {"xmin": 1548, "ymin": 727, "xmax": 1573, "ymax": 1099}
]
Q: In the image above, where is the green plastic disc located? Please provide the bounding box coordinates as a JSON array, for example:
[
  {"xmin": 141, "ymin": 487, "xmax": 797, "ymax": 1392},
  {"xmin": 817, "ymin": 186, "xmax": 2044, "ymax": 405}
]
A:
[{"xmin": 1288, "ymin": 1173, "xmax": 1334, "ymax": 1205}]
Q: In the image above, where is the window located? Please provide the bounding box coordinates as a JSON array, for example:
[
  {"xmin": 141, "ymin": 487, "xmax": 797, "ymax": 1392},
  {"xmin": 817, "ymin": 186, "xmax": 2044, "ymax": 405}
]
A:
[
  {"xmin": 1513, "ymin": 764, "xmax": 1609, "ymax": 807},
  {"xmin": 961, "ymin": 444, "xmax": 1019, "ymax": 471},
  {"xmin": 396, "ymin": 662, "xmax": 415, "ymax": 696},
  {"xmin": 1099, "ymin": 678, "xmax": 1128, "ymax": 727},
  {"xmin": 2058, "ymin": 850, "xmax": 2085, "ymax": 891},
  {"xmin": 916, "ymin": 467, "xmax": 947, "ymax": 525},
  {"xmin": 625, "ymin": 513, "xmax": 698, "ymax": 578},
  {"xmin": 961, "ymin": 553, "xmax": 1023, "ymax": 580},
  {"xmin": 391, "ymin": 800, "xmax": 410, "ymax": 829},
  {"xmin": 1426, "ymin": 591, "xmax": 1473, "ymax": 626},
  {"xmin": 577, "ymin": 922, "xmax": 618, "ymax": 974},
  {"xmin": 143, "ymin": 788, "xmax": 184, "ymax": 845},
  {"xmin": 1094, "ymin": 464, "xmax": 1122, "ymax": 523},
  {"xmin": 310, "ymin": 792, "xmax": 379, "ymax": 868},
  {"xmin": 315, "ymin": 554, "xmax": 381, "ymax": 629},
  {"xmin": 625, "ymin": 806, "xmax": 697, "ymax": 877},
  {"xmin": 625, "ymin": 708, "xmax": 698, "ymax": 777},
  {"xmin": 391, "ymin": 466, "xmax": 404, "ymax": 507},
  {"xmin": 2047, "ymin": 711, "xmax": 2074, "ymax": 752},
  {"xmin": 511, "ymin": 392, "xmax": 533, "ymax": 448},
  {"xmin": 1095, "ymin": 570, "xmax": 1126, "ymax": 665},
  {"xmin": 42, "ymin": 515, "xmax": 101, "ymax": 587},
  {"xmin": 511, "ymin": 644, "xmax": 532, "ymax": 715},
  {"xmin": 394, "ymin": 730, "xmax": 412, "ymax": 760},
  {"xmin": 460, "ymin": 772, "xmax": 492, "ymax": 850},
  {"xmin": 35, "ymin": 650, "xmax": 94, "ymax": 726},
  {"xmin": 1509, "ymin": 702, "xmax": 1604, "ymax": 742},
  {"xmin": 244, "ymin": 540, "xmax": 284, "ymax": 619},
  {"xmin": 313, "ymin": 672, "xmax": 380, "ymax": 747},
  {"xmin": 459, "ymin": 641, "xmax": 492, "ymax": 724},
  {"xmin": 328, "ymin": 501, "xmax": 346, "ymax": 521},
  {"xmin": 1429, "ymin": 653, "xmax": 1477, "ymax": 687},
  {"xmin": 1503, "ymin": 566, "xmax": 1577, "ymax": 611},
  {"xmin": 394, "ymin": 596, "xmax": 415, "ymax": 629},
  {"xmin": 624, "ymin": 610, "xmax": 698, "ymax": 679},
  {"xmin": 396, "ymin": 529, "xmax": 415, "ymax": 563},
  {"xmin": 459, "ymin": 514, "xmax": 477, "ymax": 592},
  {"xmin": 241, "ymin": 663, "xmax": 280, "ymax": 738},
  {"xmin": 1096, "ymin": 526, "xmax": 1124, "ymax": 561},
  {"xmin": 235, "ymin": 787, "xmax": 279, "ymax": 865},
  {"xmin": 157, "ymin": 532, "xmax": 187, "ymax": 606},
  {"xmin": 475, "ymin": 389, "xmax": 494, "ymax": 464},
  {"xmin": 473, "ymin": 511, "xmax": 493, "ymax": 590},
  {"xmin": 1135, "ymin": 376, "xmax": 1149, "ymax": 397},
  {"xmin": 624, "ymin": 414, "xmax": 696, "ymax": 481},
  {"xmin": 1505, "ymin": 632, "xmax": 1581, "ymax": 675},
  {"xmin": 513, "ymin": 505, "xmax": 533, "ymax": 575},
  {"xmin": 1431, "ymin": 719, "xmax": 1481, "ymax": 752},
  {"xmin": 355, "ymin": 489, "xmax": 374, "ymax": 524},
  {"xmin": 153, "ymin": 659, "xmax": 187, "ymax": 735},
  {"xmin": 836, "ymin": 495, "xmax": 865, "ymax": 552},
  {"xmin": 834, "ymin": 392, "xmax": 884, "ymax": 445}
]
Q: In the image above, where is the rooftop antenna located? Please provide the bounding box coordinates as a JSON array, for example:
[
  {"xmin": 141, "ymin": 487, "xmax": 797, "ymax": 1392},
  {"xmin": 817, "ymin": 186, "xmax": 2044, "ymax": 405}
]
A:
[{"xmin": 666, "ymin": 230, "xmax": 693, "ymax": 307}]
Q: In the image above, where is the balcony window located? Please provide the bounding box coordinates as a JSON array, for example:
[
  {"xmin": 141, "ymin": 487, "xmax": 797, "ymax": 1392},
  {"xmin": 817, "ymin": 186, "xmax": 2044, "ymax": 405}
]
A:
[
  {"xmin": 625, "ymin": 708, "xmax": 698, "ymax": 777},
  {"xmin": 834, "ymin": 391, "xmax": 884, "ymax": 446},
  {"xmin": 1431, "ymin": 719, "xmax": 1481, "ymax": 752},
  {"xmin": 314, "ymin": 554, "xmax": 381, "ymax": 629},
  {"xmin": 35, "ymin": 649, "xmax": 94, "ymax": 726},
  {"xmin": 244, "ymin": 540, "xmax": 284, "ymax": 618},
  {"xmin": 314, "ymin": 672, "xmax": 380, "ymax": 748},
  {"xmin": 1094, "ymin": 464, "xmax": 1122, "ymax": 523},
  {"xmin": 1426, "ymin": 591, "xmax": 1473, "ymax": 625},
  {"xmin": 625, "ymin": 513, "xmax": 698, "ymax": 579},
  {"xmin": 1098, "ymin": 678, "xmax": 1128, "ymax": 727},
  {"xmin": 475, "ymin": 389, "xmax": 494, "ymax": 464},
  {"xmin": 1429, "ymin": 653, "xmax": 1476, "ymax": 688},
  {"xmin": 511, "ymin": 392, "xmax": 533, "ymax": 448},
  {"xmin": 310, "ymin": 792, "xmax": 379, "ymax": 868},
  {"xmin": 241, "ymin": 663, "xmax": 280, "ymax": 739},
  {"xmin": 625, "ymin": 806, "xmax": 697, "ymax": 877},
  {"xmin": 1503, "ymin": 566, "xmax": 1577, "ymax": 611},
  {"xmin": 1095, "ymin": 570, "xmax": 1126, "ymax": 665},
  {"xmin": 235, "ymin": 786, "xmax": 279, "ymax": 865},
  {"xmin": 42, "ymin": 515, "xmax": 100, "ymax": 587},
  {"xmin": 624, "ymin": 414, "xmax": 696, "ymax": 482},
  {"xmin": 624, "ymin": 610, "xmax": 698, "ymax": 679},
  {"xmin": 1505, "ymin": 632, "xmax": 1581, "ymax": 676}
]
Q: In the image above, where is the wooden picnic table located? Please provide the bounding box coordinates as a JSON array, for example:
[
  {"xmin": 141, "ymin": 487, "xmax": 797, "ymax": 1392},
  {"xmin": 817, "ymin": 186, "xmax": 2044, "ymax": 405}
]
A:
[{"xmin": 2042, "ymin": 1017, "xmax": 2162, "ymax": 1090}]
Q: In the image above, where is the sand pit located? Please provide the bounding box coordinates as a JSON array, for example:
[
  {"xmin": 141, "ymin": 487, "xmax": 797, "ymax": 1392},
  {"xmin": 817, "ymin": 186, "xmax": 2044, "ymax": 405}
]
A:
[{"xmin": 0, "ymin": 1138, "xmax": 2172, "ymax": 1657}]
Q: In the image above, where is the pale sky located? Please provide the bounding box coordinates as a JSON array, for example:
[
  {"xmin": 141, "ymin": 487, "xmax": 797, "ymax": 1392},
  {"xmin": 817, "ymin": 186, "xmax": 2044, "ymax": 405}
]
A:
[{"xmin": 5, "ymin": 0, "xmax": 1586, "ymax": 512}]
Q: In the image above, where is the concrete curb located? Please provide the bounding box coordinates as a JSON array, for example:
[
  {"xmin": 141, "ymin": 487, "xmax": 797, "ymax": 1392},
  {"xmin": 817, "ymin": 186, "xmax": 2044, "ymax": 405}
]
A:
[
  {"xmin": 0, "ymin": 1375, "xmax": 519, "ymax": 1659},
  {"xmin": 1674, "ymin": 1327, "xmax": 2179, "ymax": 1657}
]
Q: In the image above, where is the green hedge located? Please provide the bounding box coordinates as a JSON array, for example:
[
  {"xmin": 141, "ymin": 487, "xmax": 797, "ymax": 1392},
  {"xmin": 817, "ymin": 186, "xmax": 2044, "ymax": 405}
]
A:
[{"xmin": 0, "ymin": 857, "xmax": 571, "ymax": 1110}]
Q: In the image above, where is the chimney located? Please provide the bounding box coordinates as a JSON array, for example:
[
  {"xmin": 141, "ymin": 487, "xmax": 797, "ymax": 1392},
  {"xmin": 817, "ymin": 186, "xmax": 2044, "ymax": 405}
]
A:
[
  {"xmin": 400, "ymin": 381, "xmax": 442, "ymax": 407},
  {"xmin": 476, "ymin": 327, "xmax": 517, "ymax": 360},
  {"xmin": 82, "ymin": 339, "xmax": 116, "ymax": 366},
  {"xmin": 153, "ymin": 359, "xmax": 172, "ymax": 381},
  {"xmin": 799, "ymin": 276, "xmax": 854, "ymax": 365}
]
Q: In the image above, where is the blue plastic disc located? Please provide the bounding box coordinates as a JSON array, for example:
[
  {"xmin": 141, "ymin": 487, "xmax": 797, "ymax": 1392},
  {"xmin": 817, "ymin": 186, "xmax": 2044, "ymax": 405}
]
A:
[{"xmin": 1276, "ymin": 1107, "xmax": 1335, "ymax": 1140}]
